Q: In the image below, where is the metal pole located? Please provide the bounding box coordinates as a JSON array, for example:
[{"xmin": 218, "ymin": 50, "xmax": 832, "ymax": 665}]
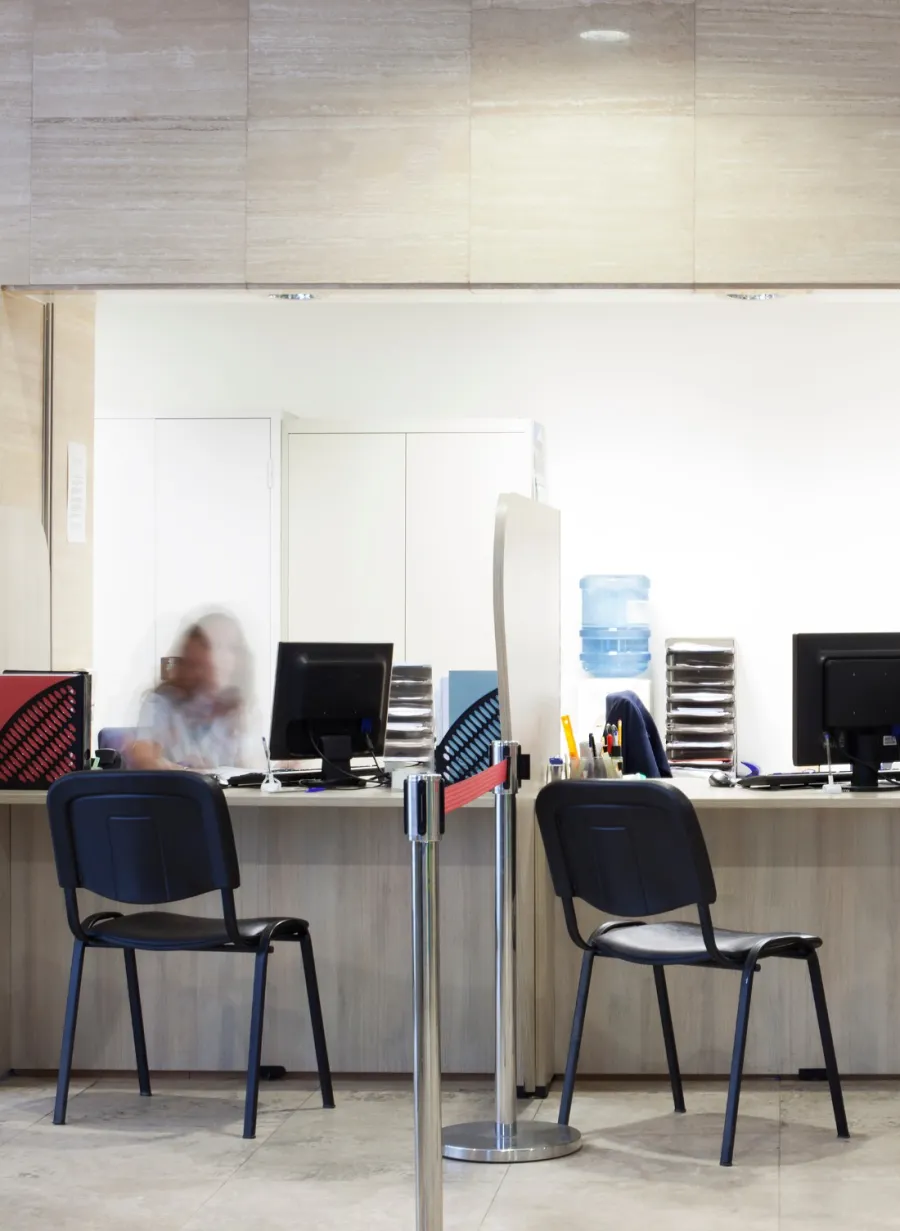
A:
[
  {"xmin": 494, "ymin": 740, "xmax": 518, "ymax": 1138},
  {"xmin": 406, "ymin": 773, "xmax": 445, "ymax": 1231},
  {"xmin": 442, "ymin": 741, "xmax": 582, "ymax": 1164}
]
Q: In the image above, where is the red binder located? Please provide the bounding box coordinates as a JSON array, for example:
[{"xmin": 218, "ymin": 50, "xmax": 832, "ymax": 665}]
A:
[{"xmin": 0, "ymin": 672, "xmax": 90, "ymax": 789}]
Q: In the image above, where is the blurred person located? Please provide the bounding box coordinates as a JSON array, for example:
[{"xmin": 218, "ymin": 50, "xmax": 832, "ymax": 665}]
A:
[{"xmin": 130, "ymin": 611, "xmax": 253, "ymax": 771}]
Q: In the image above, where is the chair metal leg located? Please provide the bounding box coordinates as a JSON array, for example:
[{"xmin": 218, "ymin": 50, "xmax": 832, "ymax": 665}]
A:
[
  {"xmin": 720, "ymin": 962, "xmax": 756, "ymax": 1167},
  {"xmin": 123, "ymin": 949, "xmax": 151, "ymax": 1097},
  {"xmin": 243, "ymin": 947, "xmax": 270, "ymax": 1140},
  {"xmin": 653, "ymin": 966, "xmax": 685, "ymax": 1114},
  {"xmin": 300, "ymin": 931, "xmax": 335, "ymax": 1110},
  {"xmin": 54, "ymin": 940, "xmax": 85, "ymax": 1126},
  {"xmin": 807, "ymin": 951, "xmax": 850, "ymax": 1140},
  {"xmin": 559, "ymin": 950, "xmax": 594, "ymax": 1126}
]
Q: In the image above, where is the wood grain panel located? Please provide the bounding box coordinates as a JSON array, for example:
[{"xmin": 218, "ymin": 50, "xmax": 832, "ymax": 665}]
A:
[
  {"xmin": 696, "ymin": 116, "xmax": 900, "ymax": 284},
  {"xmin": 249, "ymin": 0, "xmax": 469, "ymax": 118},
  {"xmin": 697, "ymin": 0, "xmax": 898, "ymax": 12},
  {"xmin": 50, "ymin": 297, "xmax": 95, "ymax": 673},
  {"xmin": 0, "ymin": 508, "xmax": 51, "ymax": 673},
  {"xmin": 33, "ymin": 0, "xmax": 249, "ymax": 120},
  {"xmin": 471, "ymin": 115, "xmax": 694, "ymax": 284},
  {"xmin": 8, "ymin": 800, "xmax": 527, "ymax": 1076},
  {"xmin": 0, "ymin": 0, "xmax": 32, "ymax": 120},
  {"xmin": 0, "ymin": 121, "xmax": 30, "ymax": 285},
  {"xmin": 697, "ymin": 5, "xmax": 900, "ymax": 115},
  {"xmin": 0, "ymin": 807, "xmax": 10, "ymax": 1075},
  {"xmin": 551, "ymin": 806, "xmax": 900, "ymax": 1077},
  {"xmin": 0, "ymin": 293, "xmax": 42, "ymax": 517},
  {"xmin": 473, "ymin": 1, "xmax": 694, "ymax": 116},
  {"xmin": 247, "ymin": 117, "xmax": 469, "ymax": 283},
  {"xmin": 30, "ymin": 119, "xmax": 246, "ymax": 285}
]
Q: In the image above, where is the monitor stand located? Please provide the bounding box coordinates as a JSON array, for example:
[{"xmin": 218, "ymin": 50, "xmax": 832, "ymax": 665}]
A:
[
  {"xmin": 848, "ymin": 731, "xmax": 891, "ymax": 791},
  {"xmin": 319, "ymin": 735, "xmax": 355, "ymax": 785}
]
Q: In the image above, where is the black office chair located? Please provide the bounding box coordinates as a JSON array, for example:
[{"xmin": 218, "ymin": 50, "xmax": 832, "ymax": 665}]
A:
[
  {"xmin": 536, "ymin": 779, "xmax": 849, "ymax": 1166},
  {"xmin": 46, "ymin": 771, "xmax": 335, "ymax": 1139}
]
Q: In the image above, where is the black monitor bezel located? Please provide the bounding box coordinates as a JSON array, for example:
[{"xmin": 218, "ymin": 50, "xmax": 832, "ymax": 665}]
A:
[
  {"xmin": 793, "ymin": 632, "xmax": 900, "ymax": 767},
  {"xmin": 269, "ymin": 642, "xmax": 393, "ymax": 763}
]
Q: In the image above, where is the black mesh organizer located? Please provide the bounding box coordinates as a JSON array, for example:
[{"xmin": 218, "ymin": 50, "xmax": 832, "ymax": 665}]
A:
[{"xmin": 435, "ymin": 689, "xmax": 501, "ymax": 785}]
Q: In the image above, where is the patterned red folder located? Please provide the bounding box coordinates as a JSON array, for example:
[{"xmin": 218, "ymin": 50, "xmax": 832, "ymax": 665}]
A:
[{"xmin": 0, "ymin": 673, "xmax": 89, "ymax": 789}]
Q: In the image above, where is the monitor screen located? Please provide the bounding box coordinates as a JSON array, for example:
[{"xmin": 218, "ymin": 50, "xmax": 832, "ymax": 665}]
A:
[
  {"xmin": 269, "ymin": 642, "xmax": 393, "ymax": 763},
  {"xmin": 793, "ymin": 632, "xmax": 900, "ymax": 787}
]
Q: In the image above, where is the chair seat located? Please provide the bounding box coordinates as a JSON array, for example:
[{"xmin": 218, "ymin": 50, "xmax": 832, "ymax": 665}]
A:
[
  {"xmin": 589, "ymin": 920, "xmax": 821, "ymax": 966},
  {"xmin": 85, "ymin": 911, "xmax": 309, "ymax": 951}
]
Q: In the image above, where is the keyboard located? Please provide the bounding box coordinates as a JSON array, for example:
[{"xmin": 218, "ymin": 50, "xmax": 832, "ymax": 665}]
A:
[
  {"xmin": 228, "ymin": 769, "xmax": 330, "ymax": 788},
  {"xmin": 739, "ymin": 769, "xmax": 900, "ymax": 790}
]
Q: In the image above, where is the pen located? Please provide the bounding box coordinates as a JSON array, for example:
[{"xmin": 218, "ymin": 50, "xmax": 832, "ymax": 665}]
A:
[
  {"xmin": 561, "ymin": 715, "xmax": 578, "ymax": 760},
  {"xmin": 618, "ymin": 719, "xmax": 623, "ymax": 750},
  {"xmin": 588, "ymin": 732, "xmax": 597, "ymax": 759}
]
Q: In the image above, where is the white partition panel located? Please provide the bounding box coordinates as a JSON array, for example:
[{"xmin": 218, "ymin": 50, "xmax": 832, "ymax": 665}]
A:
[
  {"xmin": 494, "ymin": 493, "xmax": 561, "ymax": 770},
  {"xmin": 285, "ymin": 432, "xmax": 406, "ymax": 652},
  {"xmin": 405, "ymin": 432, "xmax": 529, "ymax": 681},
  {"xmin": 92, "ymin": 418, "xmax": 155, "ymax": 733},
  {"xmin": 494, "ymin": 493, "xmax": 561, "ymax": 1092}
]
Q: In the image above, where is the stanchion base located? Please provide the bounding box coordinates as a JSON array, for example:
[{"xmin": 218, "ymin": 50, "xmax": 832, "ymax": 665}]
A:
[{"xmin": 442, "ymin": 1120, "xmax": 582, "ymax": 1163}]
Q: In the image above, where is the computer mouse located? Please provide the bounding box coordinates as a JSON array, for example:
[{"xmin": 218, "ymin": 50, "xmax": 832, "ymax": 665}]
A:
[{"xmin": 709, "ymin": 770, "xmax": 735, "ymax": 788}]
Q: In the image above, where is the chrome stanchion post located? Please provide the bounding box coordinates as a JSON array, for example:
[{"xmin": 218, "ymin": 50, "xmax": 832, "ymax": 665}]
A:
[
  {"xmin": 406, "ymin": 773, "xmax": 445, "ymax": 1231},
  {"xmin": 442, "ymin": 741, "xmax": 582, "ymax": 1164},
  {"xmin": 494, "ymin": 740, "xmax": 518, "ymax": 1139}
]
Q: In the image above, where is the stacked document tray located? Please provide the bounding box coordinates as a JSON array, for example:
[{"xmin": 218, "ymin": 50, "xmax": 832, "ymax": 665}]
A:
[
  {"xmin": 665, "ymin": 639, "xmax": 736, "ymax": 773},
  {"xmin": 383, "ymin": 664, "xmax": 435, "ymax": 770}
]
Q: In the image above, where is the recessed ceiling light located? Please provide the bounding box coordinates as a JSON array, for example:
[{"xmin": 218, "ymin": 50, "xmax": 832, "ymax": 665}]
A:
[
  {"xmin": 726, "ymin": 292, "xmax": 783, "ymax": 301},
  {"xmin": 579, "ymin": 29, "xmax": 630, "ymax": 43},
  {"xmin": 270, "ymin": 292, "xmax": 315, "ymax": 301}
]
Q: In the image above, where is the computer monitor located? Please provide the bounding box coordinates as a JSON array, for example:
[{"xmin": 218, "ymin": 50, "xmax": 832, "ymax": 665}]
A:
[
  {"xmin": 269, "ymin": 642, "xmax": 393, "ymax": 782},
  {"xmin": 793, "ymin": 633, "xmax": 900, "ymax": 790}
]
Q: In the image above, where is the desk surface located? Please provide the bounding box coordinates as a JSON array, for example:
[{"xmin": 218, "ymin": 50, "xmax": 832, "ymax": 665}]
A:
[
  {"xmin": 3, "ymin": 778, "xmax": 900, "ymax": 811},
  {"xmin": 0, "ymin": 784, "xmax": 498, "ymax": 810},
  {"xmin": 676, "ymin": 777, "xmax": 900, "ymax": 810}
]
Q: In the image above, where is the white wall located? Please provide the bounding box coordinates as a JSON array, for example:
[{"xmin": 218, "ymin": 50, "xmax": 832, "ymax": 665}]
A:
[{"xmin": 95, "ymin": 293, "xmax": 900, "ymax": 771}]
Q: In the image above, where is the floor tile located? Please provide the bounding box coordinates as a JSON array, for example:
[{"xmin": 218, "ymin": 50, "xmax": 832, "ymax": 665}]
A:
[
  {"xmin": 1, "ymin": 1077, "xmax": 898, "ymax": 1231},
  {"xmin": 0, "ymin": 1075, "xmax": 94, "ymax": 1130},
  {"xmin": 239, "ymin": 1084, "xmax": 534, "ymax": 1184},
  {"xmin": 0, "ymin": 1174, "xmax": 229, "ymax": 1230},
  {"xmin": 183, "ymin": 1175, "xmax": 504, "ymax": 1231},
  {"xmin": 482, "ymin": 1170, "xmax": 779, "ymax": 1231},
  {"xmin": 779, "ymin": 1081, "xmax": 898, "ymax": 1174},
  {"xmin": 779, "ymin": 1177, "xmax": 900, "ymax": 1231}
]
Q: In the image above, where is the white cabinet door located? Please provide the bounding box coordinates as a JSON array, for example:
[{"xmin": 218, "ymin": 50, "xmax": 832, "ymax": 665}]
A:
[
  {"xmin": 92, "ymin": 418, "xmax": 156, "ymax": 732},
  {"xmin": 154, "ymin": 418, "xmax": 273, "ymax": 724},
  {"xmin": 285, "ymin": 433, "xmax": 406, "ymax": 655},
  {"xmin": 405, "ymin": 432, "xmax": 530, "ymax": 680}
]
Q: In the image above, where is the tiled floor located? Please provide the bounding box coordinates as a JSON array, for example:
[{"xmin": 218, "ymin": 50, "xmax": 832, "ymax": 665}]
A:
[{"xmin": 0, "ymin": 1075, "xmax": 894, "ymax": 1229}]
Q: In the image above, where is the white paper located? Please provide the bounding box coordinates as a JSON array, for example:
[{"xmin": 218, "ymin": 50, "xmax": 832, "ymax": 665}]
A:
[{"xmin": 66, "ymin": 442, "xmax": 87, "ymax": 544}]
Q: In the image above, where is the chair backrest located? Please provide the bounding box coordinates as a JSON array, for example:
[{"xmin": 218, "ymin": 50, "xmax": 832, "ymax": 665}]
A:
[
  {"xmin": 97, "ymin": 727, "xmax": 137, "ymax": 757},
  {"xmin": 47, "ymin": 771, "xmax": 240, "ymax": 905},
  {"xmin": 536, "ymin": 780, "xmax": 716, "ymax": 918}
]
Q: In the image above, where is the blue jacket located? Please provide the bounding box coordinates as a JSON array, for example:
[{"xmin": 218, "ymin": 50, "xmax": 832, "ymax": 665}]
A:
[{"xmin": 606, "ymin": 690, "xmax": 671, "ymax": 779}]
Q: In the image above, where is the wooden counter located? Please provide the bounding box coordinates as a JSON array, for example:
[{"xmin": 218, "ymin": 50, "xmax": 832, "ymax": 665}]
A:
[
  {"xmin": 535, "ymin": 780, "xmax": 900, "ymax": 1087},
  {"xmin": 0, "ymin": 785, "xmax": 543, "ymax": 1088},
  {"xmin": 6, "ymin": 778, "xmax": 900, "ymax": 1089}
]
